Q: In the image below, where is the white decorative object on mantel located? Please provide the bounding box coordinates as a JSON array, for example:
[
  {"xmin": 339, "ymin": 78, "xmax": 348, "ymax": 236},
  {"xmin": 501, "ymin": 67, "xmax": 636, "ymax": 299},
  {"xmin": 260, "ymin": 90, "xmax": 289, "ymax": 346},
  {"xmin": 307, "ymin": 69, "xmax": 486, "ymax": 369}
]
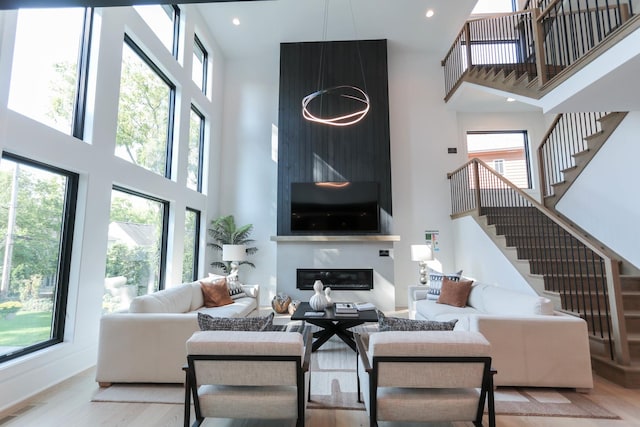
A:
[
  {"xmin": 324, "ymin": 286, "xmax": 332, "ymax": 305},
  {"xmin": 309, "ymin": 280, "xmax": 329, "ymax": 311}
]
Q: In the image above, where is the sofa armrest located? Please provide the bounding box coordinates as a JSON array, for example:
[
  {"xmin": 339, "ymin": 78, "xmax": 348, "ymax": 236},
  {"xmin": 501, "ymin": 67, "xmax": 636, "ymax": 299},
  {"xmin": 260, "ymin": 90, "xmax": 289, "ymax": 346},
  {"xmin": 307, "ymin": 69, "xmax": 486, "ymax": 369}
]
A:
[
  {"xmin": 241, "ymin": 284, "xmax": 260, "ymax": 304},
  {"xmin": 96, "ymin": 313, "xmax": 200, "ymax": 384},
  {"xmin": 469, "ymin": 314, "xmax": 593, "ymax": 388}
]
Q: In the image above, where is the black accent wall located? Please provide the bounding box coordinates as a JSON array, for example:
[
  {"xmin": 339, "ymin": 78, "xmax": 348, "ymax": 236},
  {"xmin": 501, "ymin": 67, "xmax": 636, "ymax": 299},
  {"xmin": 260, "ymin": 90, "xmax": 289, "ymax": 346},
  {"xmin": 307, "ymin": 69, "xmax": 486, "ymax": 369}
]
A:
[{"xmin": 277, "ymin": 39, "xmax": 392, "ymax": 235}]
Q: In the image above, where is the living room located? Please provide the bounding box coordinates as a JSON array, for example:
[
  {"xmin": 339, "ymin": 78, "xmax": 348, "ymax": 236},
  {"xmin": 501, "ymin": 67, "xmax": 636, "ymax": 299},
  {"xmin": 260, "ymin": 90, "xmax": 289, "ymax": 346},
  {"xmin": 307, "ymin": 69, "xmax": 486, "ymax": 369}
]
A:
[{"xmin": 1, "ymin": 0, "xmax": 640, "ymax": 425}]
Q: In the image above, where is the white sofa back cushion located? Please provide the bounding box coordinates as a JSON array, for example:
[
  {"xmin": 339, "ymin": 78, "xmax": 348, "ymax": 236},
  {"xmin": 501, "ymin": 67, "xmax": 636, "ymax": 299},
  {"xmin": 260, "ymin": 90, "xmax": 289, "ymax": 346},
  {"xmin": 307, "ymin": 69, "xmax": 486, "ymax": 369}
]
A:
[
  {"xmin": 479, "ymin": 284, "xmax": 554, "ymax": 316},
  {"xmin": 129, "ymin": 284, "xmax": 195, "ymax": 313}
]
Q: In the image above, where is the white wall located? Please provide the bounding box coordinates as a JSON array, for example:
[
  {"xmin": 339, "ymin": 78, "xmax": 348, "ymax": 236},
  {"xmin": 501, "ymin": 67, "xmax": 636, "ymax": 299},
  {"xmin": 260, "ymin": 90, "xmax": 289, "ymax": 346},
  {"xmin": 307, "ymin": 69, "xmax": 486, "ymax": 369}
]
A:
[
  {"xmin": 452, "ymin": 216, "xmax": 536, "ymax": 294},
  {"xmin": 0, "ymin": 6, "xmax": 225, "ymax": 411},
  {"xmin": 556, "ymin": 111, "xmax": 640, "ymax": 269},
  {"xmin": 216, "ymin": 55, "xmax": 281, "ymax": 305}
]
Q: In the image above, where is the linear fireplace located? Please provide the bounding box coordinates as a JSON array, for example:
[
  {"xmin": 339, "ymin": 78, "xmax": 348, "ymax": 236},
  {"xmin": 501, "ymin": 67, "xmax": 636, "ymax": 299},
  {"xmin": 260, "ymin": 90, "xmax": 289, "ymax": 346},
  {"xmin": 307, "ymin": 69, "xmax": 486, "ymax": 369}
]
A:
[{"xmin": 296, "ymin": 268, "xmax": 374, "ymax": 291}]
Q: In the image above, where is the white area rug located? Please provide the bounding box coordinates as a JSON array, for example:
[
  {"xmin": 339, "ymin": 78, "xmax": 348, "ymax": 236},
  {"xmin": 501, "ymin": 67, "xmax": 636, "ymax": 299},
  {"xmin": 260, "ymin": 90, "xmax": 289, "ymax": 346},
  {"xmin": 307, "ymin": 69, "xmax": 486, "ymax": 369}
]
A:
[{"xmin": 92, "ymin": 383, "xmax": 183, "ymax": 404}]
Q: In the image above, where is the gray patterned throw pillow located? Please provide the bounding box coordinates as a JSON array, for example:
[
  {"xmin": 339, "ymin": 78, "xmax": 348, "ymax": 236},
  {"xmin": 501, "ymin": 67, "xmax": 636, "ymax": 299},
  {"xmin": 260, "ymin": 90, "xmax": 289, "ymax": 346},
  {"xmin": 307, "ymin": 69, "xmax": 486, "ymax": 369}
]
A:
[
  {"xmin": 197, "ymin": 312, "xmax": 274, "ymax": 331},
  {"xmin": 377, "ymin": 311, "xmax": 457, "ymax": 332},
  {"xmin": 427, "ymin": 269, "xmax": 463, "ymax": 298}
]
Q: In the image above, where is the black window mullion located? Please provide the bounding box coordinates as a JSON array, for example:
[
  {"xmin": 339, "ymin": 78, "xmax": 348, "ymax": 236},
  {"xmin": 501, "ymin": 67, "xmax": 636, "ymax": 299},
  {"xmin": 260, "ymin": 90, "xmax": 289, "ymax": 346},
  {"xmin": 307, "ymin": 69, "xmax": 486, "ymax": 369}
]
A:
[
  {"xmin": 72, "ymin": 7, "xmax": 94, "ymax": 140},
  {"xmin": 186, "ymin": 207, "xmax": 201, "ymax": 281},
  {"xmin": 191, "ymin": 104, "xmax": 205, "ymax": 193},
  {"xmin": 170, "ymin": 4, "xmax": 180, "ymax": 59}
]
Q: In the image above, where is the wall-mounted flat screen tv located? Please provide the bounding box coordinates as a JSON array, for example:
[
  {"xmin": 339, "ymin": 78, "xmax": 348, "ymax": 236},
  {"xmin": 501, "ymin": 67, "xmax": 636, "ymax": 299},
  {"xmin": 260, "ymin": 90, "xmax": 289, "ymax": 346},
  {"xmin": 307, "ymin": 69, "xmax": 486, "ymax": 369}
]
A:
[{"xmin": 290, "ymin": 181, "xmax": 380, "ymax": 233}]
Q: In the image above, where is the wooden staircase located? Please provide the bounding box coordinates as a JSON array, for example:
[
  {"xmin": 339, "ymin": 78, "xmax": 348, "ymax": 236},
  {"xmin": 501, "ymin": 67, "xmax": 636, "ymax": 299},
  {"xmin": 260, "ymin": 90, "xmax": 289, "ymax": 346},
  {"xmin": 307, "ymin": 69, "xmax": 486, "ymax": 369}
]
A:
[
  {"xmin": 463, "ymin": 62, "xmax": 565, "ymax": 100},
  {"xmin": 542, "ymin": 112, "xmax": 628, "ymax": 209},
  {"xmin": 477, "ymin": 206, "xmax": 640, "ymax": 387}
]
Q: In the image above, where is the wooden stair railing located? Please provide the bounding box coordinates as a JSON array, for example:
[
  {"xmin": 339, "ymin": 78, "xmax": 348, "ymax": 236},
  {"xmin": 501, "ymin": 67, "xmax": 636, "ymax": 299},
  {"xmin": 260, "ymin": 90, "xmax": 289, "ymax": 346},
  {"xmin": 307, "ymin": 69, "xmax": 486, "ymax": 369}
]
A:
[
  {"xmin": 538, "ymin": 111, "xmax": 628, "ymax": 206},
  {"xmin": 447, "ymin": 158, "xmax": 630, "ymax": 365}
]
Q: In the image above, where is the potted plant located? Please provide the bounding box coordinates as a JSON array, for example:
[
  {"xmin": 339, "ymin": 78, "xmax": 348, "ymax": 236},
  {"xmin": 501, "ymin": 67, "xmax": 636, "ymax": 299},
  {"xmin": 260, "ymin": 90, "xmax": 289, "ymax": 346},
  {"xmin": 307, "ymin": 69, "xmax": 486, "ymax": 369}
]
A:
[{"xmin": 207, "ymin": 215, "xmax": 258, "ymax": 274}]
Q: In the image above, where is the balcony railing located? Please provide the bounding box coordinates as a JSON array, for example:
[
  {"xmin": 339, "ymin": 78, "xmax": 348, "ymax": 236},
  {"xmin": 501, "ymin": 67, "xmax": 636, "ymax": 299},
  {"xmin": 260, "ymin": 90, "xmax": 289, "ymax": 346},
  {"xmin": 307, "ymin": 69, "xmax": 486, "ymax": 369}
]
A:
[
  {"xmin": 442, "ymin": 11, "xmax": 536, "ymax": 97},
  {"xmin": 448, "ymin": 158, "xmax": 630, "ymax": 364},
  {"xmin": 443, "ymin": 1, "xmax": 637, "ymax": 99}
]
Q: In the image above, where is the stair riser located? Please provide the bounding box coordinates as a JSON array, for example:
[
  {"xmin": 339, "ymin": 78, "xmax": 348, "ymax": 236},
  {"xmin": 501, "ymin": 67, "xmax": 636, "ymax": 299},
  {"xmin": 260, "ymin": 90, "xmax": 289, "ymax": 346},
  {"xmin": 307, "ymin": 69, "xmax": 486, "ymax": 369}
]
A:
[
  {"xmin": 486, "ymin": 216, "xmax": 555, "ymax": 226},
  {"xmin": 495, "ymin": 225, "xmax": 567, "ymax": 236},
  {"xmin": 516, "ymin": 247, "xmax": 599, "ymax": 260},
  {"xmin": 553, "ymin": 290, "xmax": 639, "ymax": 312},
  {"xmin": 623, "ymin": 294, "xmax": 640, "ymax": 311},
  {"xmin": 621, "ymin": 277, "xmax": 640, "ymax": 292},
  {"xmin": 626, "ymin": 317, "xmax": 640, "ymax": 334},
  {"xmin": 580, "ymin": 315, "xmax": 615, "ymax": 337},
  {"xmin": 561, "ymin": 295, "xmax": 610, "ymax": 312},
  {"xmin": 631, "ymin": 341, "xmax": 640, "ymax": 359},
  {"xmin": 505, "ymin": 235, "xmax": 574, "ymax": 247},
  {"xmin": 530, "ymin": 261, "xmax": 606, "ymax": 275},
  {"xmin": 544, "ymin": 276, "xmax": 607, "ymax": 293}
]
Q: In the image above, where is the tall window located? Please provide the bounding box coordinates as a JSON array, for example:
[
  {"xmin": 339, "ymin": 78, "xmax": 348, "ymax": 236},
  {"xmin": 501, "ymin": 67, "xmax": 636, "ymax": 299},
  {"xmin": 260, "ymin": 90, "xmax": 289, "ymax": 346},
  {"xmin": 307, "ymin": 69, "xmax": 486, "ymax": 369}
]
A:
[
  {"xmin": 467, "ymin": 131, "xmax": 532, "ymax": 189},
  {"xmin": 103, "ymin": 188, "xmax": 168, "ymax": 313},
  {"xmin": 134, "ymin": 4, "xmax": 180, "ymax": 57},
  {"xmin": 0, "ymin": 153, "xmax": 77, "ymax": 363},
  {"xmin": 188, "ymin": 106, "xmax": 205, "ymax": 192},
  {"xmin": 8, "ymin": 8, "xmax": 92, "ymax": 137},
  {"xmin": 192, "ymin": 34, "xmax": 208, "ymax": 94},
  {"xmin": 115, "ymin": 36, "xmax": 175, "ymax": 178},
  {"xmin": 182, "ymin": 208, "xmax": 200, "ymax": 282}
]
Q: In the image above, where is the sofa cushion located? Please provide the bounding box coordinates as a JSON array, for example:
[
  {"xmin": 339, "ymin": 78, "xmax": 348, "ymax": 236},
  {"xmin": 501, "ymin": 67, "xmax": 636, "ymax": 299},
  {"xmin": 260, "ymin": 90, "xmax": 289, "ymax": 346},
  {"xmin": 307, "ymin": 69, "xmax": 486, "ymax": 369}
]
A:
[
  {"xmin": 197, "ymin": 297, "xmax": 257, "ymax": 318},
  {"xmin": 437, "ymin": 277, "xmax": 474, "ymax": 308},
  {"xmin": 427, "ymin": 269, "xmax": 463, "ymax": 299},
  {"xmin": 466, "ymin": 282, "xmax": 489, "ymax": 312},
  {"xmin": 378, "ymin": 311, "xmax": 457, "ymax": 332},
  {"xmin": 189, "ymin": 281, "xmax": 205, "ymax": 311},
  {"xmin": 201, "ymin": 279, "xmax": 234, "ymax": 307},
  {"xmin": 208, "ymin": 272, "xmax": 248, "ymax": 300},
  {"xmin": 481, "ymin": 285, "xmax": 554, "ymax": 316},
  {"xmin": 197, "ymin": 312, "xmax": 274, "ymax": 331},
  {"xmin": 415, "ymin": 299, "xmax": 480, "ymax": 321},
  {"xmin": 129, "ymin": 284, "xmax": 194, "ymax": 313}
]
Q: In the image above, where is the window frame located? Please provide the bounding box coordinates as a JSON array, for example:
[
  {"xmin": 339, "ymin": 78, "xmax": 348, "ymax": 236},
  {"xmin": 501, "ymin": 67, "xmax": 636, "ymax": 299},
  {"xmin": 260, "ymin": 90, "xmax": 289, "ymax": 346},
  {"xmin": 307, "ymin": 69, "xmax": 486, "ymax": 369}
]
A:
[
  {"xmin": 72, "ymin": 8, "xmax": 94, "ymax": 140},
  {"xmin": 110, "ymin": 185, "xmax": 170, "ymax": 292},
  {"xmin": 183, "ymin": 207, "xmax": 201, "ymax": 282},
  {"xmin": 466, "ymin": 130, "xmax": 532, "ymax": 189},
  {"xmin": 167, "ymin": 4, "xmax": 181, "ymax": 59},
  {"xmin": 189, "ymin": 104, "xmax": 205, "ymax": 193},
  {"xmin": 193, "ymin": 34, "xmax": 208, "ymax": 95},
  {"xmin": 0, "ymin": 152, "xmax": 78, "ymax": 364},
  {"xmin": 121, "ymin": 35, "xmax": 176, "ymax": 179}
]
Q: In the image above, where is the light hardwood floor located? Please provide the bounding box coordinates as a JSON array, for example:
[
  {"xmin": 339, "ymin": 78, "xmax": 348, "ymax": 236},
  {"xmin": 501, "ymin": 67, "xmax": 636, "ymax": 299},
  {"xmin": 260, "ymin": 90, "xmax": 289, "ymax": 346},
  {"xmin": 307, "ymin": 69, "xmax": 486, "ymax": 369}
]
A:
[{"xmin": 1, "ymin": 366, "xmax": 640, "ymax": 426}]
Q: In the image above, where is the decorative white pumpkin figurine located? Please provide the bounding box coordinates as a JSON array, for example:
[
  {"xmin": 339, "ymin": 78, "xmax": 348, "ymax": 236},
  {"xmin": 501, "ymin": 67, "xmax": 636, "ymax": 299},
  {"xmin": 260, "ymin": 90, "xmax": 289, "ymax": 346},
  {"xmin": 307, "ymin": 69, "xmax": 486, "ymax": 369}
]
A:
[
  {"xmin": 324, "ymin": 286, "xmax": 332, "ymax": 305},
  {"xmin": 309, "ymin": 280, "xmax": 329, "ymax": 311}
]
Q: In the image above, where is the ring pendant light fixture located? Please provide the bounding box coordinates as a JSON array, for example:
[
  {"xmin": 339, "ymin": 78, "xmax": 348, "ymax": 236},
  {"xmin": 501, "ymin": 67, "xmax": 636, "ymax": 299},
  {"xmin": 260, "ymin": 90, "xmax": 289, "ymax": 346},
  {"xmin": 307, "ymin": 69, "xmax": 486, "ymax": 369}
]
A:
[{"xmin": 301, "ymin": 0, "xmax": 370, "ymax": 127}]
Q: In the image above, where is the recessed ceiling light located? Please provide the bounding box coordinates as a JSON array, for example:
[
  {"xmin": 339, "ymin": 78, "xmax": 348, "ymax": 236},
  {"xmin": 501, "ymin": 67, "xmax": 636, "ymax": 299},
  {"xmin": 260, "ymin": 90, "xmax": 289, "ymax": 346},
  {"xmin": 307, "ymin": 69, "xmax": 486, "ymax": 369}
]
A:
[
  {"xmin": 232, "ymin": 17, "xmax": 240, "ymax": 26},
  {"xmin": 506, "ymin": 97, "xmax": 516, "ymax": 102},
  {"xmin": 425, "ymin": 9, "xmax": 435, "ymax": 18}
]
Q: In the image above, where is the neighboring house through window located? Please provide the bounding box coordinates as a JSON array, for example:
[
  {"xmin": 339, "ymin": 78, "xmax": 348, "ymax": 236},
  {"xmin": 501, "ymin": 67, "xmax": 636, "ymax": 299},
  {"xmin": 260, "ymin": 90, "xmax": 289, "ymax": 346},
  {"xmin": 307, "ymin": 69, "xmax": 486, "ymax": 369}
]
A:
[{"xmin": 466, "ymin": 131, "xmax": 532, "ymax": 189}]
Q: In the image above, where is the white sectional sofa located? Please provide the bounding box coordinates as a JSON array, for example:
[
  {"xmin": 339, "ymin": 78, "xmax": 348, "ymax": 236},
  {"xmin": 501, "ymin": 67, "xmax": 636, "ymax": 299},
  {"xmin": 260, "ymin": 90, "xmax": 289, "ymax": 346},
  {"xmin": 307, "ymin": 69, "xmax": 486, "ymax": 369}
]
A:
[
  {"xmin": 408, "ymin": 282, "xmax": 593, "ymax": 389},
  {"xmin": 95, "ymin": 280, "xmax": 259, "ymax": 386}
]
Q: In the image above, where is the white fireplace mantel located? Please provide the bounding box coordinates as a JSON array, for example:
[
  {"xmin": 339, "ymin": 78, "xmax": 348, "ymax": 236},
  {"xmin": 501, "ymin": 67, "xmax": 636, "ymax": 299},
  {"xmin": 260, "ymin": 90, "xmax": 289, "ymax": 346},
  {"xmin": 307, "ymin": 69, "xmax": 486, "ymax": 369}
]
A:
[{"xmin": 270, "ymin": 235, "xmax": 400, "ymax": 243}]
